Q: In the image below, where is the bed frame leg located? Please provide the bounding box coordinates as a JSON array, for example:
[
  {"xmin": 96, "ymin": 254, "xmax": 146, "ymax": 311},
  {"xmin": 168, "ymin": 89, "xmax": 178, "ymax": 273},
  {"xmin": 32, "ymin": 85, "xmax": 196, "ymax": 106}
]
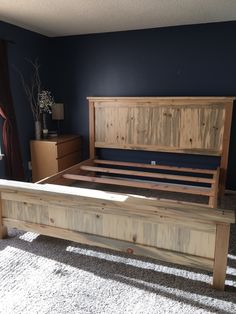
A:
[
  {"xmin": 0, "ymin": 196, "xmax": 7, "ymax": 239},
  {"xmin": 212, "ymin": 224, "xmax": 230, "ymax": 290},
  {"xmin": 0, "ymin": 225, "xmax": 7, "ymax": 239},
  {"xmin": 208, "ymin": 169, "xmax": 219, "ymax": 208}
]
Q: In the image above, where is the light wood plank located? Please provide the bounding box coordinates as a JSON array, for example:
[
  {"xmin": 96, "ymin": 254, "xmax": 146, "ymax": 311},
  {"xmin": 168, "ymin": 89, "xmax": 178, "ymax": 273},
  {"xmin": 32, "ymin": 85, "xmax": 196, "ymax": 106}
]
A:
[
  {"xmin": 88, "ymin": 96, "xmax": 235, "ymax": 103},
  {"xmin": 95, "ymin": 143, "xmax": 221, "ymax": 155},
  {"xmin": 89, "ymin": 101, "xmax": 95, "ymax": 158},
  {"xmin": 1, "ymin": 193, "xmax": 216, "ymax": 233},
  {"xmin": 80, "ymin": 165, "xmax": 214, "ymax": 184},
  {"xmin": 208, "ymin": 168, "xmax": 220, "ymax": 208},
  {"xmin": 0, "ymin": 193, "xmax": 7, "ymax": 239},
  {"xmin": 2, "ymin": 196, "xmax": 216, "ymax": 258},
  {"xmin": 63, "ymin": 173, "xmax": 213, "ymax": 196},
  {"xmin": 219, "ymin": 102, "xmax": 234, "ymax": 196},
  {"xmin": 3, "ymin": 218, "xmax": 214, "ymax": 271},
  {"xmin": 88, "ymin": 97, "xmax": 234, "ymax": 193},
  {"xmin": 212, "ymin": 224, "xmax": 230, "ymax": 290},
  {"xmin": 37, "ymin": 158, "xmax": 94, "ymax": 184},
  {"xmin": 94, "ymin": 159, "xmax": 217, "ymax": 175},
  {"xmin": 0, "ymin": 180, "xmax": 234, "ymax": 224},
  {"xmin": 93, "ymin": 100, "xmax": 227, "ymax": 155}
]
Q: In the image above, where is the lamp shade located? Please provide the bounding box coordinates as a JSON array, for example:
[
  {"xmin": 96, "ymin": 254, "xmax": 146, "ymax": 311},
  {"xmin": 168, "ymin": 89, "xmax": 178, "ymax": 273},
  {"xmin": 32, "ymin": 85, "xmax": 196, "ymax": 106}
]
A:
[{"xmin": 52, "ymin": 103, "xmax": 64, "ymax": 120}]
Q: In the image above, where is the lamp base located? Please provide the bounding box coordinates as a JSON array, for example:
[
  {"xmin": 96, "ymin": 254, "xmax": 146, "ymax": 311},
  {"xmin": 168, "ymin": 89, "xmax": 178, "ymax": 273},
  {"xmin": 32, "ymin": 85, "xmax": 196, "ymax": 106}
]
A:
[{"xmin": 57, "ymin": 120, "xmax": 61, "ymax": 135}]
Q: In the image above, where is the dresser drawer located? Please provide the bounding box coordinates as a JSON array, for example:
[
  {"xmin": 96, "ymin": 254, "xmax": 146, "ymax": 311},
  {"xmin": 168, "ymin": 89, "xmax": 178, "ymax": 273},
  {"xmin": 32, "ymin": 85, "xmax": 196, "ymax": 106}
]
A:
[
  {"xmin": 31, "ymin": 135, "xmax": 82, "ymax": 182},
  {"xmin": 58, "ymin": 151, "xmax": 82, "ymax": 171},
  {"xmin": 57, "ymin": 137, "xmax": 81, "ymax": 158}
]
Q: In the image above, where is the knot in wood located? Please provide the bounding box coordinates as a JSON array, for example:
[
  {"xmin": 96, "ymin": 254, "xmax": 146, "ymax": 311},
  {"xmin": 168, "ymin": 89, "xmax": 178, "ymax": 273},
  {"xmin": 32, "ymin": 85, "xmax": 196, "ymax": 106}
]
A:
[{"xmin": 126, "ymin": 248, "xmax": 134, "ymax": 254}]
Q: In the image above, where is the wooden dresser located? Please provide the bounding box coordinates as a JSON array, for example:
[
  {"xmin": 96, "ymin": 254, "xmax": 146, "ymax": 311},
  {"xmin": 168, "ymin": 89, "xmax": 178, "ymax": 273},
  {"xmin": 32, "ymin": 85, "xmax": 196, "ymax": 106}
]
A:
[{"xmin": 30, "ymin": 135, "xmax": 82, "ymax": 182}]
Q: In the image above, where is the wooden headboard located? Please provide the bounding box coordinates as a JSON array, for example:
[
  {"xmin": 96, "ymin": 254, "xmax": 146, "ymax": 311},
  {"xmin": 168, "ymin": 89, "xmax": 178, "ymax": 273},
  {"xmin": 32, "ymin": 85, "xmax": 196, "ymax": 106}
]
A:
[{"xmin": 87, "ymin": 97, "xmax": 234, "ymax": 191}]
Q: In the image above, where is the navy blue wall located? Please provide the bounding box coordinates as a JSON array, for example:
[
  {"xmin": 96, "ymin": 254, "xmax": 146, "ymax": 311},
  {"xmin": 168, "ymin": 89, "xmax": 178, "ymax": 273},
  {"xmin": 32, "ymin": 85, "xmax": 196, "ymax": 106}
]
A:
[
  {"xmin": 0, "ymin": 21, "xmax": 51, "ymax": 179},
  {"xmin": 50, "ymin": 22, "xmax": 236, "ymax": 189},
  {"xmin": 0, "ymin": 20, "xmax": 236, "ymax": 189}
]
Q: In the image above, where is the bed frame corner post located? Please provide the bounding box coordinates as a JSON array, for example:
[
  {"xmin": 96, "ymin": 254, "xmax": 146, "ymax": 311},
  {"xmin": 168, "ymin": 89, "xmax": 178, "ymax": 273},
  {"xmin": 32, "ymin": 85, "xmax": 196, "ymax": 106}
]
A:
[
  {"xmin": 208, "ymin": 168, "xmax": 220, "ymax": 208},
  {"xmin": 89, "ymin": 100, "xmax": 95, "ymax": 159},
  {"xmin": 0, "ymin": 192, "xmax": 7, "ymax": 239},
  {"xmin": 212, "ymin": 223, "xmax": 230, "ymax": 290},
  {"xmin": 219, "ymin": 100, "xmax": 234, "ymax": 197}
]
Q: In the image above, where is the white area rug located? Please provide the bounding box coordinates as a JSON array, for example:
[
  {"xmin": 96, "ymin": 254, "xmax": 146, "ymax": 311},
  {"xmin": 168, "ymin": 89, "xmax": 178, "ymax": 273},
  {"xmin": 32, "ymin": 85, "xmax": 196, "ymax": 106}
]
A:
[
  {"xmin": 0, "ymin": 225, "xmax": 235, "ymax": 314},
  {"xmin": 0, "ymin": 193, "xmax": 236, "ymax": 314}
]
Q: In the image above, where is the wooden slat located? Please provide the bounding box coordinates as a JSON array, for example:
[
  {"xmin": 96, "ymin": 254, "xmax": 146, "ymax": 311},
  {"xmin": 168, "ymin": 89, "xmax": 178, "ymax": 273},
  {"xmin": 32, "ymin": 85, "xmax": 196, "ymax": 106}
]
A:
[
  {"xmin": 94, "ymin": 159, "xmax": 217, "ymax": 175},
  {"xmin": 212, "ymin": 224, "xmax": 230, "ymax": 290},
  {"xmin": 80, "ymin": 165, "xmax": 214, "ymax": 184},
  {"xmin": 37, "ymin": 158, "xmax": 94, "ymax": 184},
  {"xmin": 3, "ymin": 218, "xmax": 214, "ymax": 271},
  {"xmin": 63, "ymin": 173, "xmax": 213, "ymax": 196}
]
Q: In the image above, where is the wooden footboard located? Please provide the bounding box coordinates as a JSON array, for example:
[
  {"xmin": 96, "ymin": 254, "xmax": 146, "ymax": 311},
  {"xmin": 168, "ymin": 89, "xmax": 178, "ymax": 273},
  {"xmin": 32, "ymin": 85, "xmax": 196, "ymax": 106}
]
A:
[{"xmin": 0, "ymin": 179, "xmax": 234, "ymax": 290}]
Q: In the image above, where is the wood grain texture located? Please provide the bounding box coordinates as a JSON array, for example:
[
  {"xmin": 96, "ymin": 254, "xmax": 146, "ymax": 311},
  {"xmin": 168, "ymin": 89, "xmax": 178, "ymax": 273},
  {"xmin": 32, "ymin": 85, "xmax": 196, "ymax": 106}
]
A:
[
  {"xmin": 37, "ymin": 158, "xmax": 94, "ymax": 184},
  {"xmin": 208, "ymin": 168, "xmax": 220, "ymax": 208},
  {"xmin": 3, "ymin": 218, "xmax": 214, "ymax": 271},
  {"xmin": 63, "ymin": 173, "xmax": 213, "ymax": 196},
  {"xmin": 0, "ymin": 193, "xmax": 7, "ymax": 239},
  {"xmin": 0, "ymin": 180, "xmax": 234, "ymax": 224},
  {"xmin": 1, "ymin": 197, "xmax": 216, "ymax": 258},
  {"xmin": 212, "ymin": 224, "xmax": 230, "ymax": 290},
  {"xmin": 219, "ymin": 102, "xmax": 234, "ymax": 196},
  {"xmin": 93, "ymin": 100, "xmax": 226, "ymax": 155},
  {"xmin": 88, "ymin": 97, "xmax": 235, "ymax": 103},
  {"xmin": 0, "ymin": 179, "xmax": 234, "ymax": 289},
  {"xmin": 80, "ymin": 165, "xmax": 215, "ymax": 184},
  {"xmin": 31, "ymin": 135, "xmax": 82, "ymax": 182},
  {"xmin": 0, "ymin": 193, "xmax": 3, "ymax": 239},
  {"xmin": 88, "ymin": 97, "xmax": 234, "ymax": 194},
  {"xmin": 94, "ymin": 159, "xmax": 217, "ymax": 174},
  {"xmin": 89, "ymin": 101, "xmax": 95, "ymax": 158}
]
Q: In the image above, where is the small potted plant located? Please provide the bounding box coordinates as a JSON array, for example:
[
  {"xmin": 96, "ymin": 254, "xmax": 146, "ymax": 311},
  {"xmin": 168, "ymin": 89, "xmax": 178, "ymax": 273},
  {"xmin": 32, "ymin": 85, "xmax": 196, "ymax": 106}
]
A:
[{"xmin": 38, "ymin": 90, "xmax": 55, "ymax": 138}]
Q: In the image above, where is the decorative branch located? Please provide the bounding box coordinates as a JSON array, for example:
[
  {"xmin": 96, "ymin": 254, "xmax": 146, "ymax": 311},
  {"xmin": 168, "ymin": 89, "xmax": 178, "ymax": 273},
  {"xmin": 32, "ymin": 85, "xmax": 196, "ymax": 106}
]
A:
[{"xmin": 13, "ymin": 58, "xmax": 42, "ymax": 121}]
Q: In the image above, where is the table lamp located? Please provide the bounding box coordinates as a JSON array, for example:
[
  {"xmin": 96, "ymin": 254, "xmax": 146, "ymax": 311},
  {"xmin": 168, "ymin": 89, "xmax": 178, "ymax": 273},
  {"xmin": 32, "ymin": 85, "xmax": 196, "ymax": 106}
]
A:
[{"xmin": 52, "ymin": 103, "xmax": 64, "ymax": 134}]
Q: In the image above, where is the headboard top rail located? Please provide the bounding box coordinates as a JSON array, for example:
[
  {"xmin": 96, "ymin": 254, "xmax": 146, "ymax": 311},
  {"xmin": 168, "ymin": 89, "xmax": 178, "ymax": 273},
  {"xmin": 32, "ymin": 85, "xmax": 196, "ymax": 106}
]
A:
[{"xmin": 87, "ymin": 96, "xmax": 235, "ymax": 103}]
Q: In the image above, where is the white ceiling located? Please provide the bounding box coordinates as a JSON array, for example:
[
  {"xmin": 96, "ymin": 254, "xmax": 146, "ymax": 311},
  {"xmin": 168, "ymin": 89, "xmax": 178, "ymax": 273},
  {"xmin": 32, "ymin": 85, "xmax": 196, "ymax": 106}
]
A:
[{"xmin": 0, "ymin": 0, "xmax": 236, "ymax": 37}]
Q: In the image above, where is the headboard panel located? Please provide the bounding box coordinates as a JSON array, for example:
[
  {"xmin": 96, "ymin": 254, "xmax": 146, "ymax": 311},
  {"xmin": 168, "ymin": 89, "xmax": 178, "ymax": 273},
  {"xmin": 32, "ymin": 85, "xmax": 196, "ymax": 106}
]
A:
[{"xmin": 87, "ymin": 97, "xmax": 234, "ymax": 191}]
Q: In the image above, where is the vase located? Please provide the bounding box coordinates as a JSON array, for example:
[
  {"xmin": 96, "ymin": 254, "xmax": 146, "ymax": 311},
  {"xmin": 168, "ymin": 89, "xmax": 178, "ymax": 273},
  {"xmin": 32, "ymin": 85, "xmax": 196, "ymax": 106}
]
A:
[
  {"xmin": 35, "ymin": 120, "xmax": 41, "ymax": 140},
  {"xmin": 42, "ymin": 113, "xmax": 47, "ymax": 130},
  {"xmin": 42, "ymin": 128, "xmax": 48, "ymax": 139}
]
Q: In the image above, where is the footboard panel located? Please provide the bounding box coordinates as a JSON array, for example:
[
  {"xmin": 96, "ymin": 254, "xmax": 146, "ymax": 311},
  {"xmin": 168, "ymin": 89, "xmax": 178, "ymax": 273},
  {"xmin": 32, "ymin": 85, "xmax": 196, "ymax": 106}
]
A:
[
  {"xmin": 0, "ymin": 180, "xmax": 234, "ymax": 290},
  {"xmin": 2, "ymin": 194, "xmax": 216, "ymax": 260}
]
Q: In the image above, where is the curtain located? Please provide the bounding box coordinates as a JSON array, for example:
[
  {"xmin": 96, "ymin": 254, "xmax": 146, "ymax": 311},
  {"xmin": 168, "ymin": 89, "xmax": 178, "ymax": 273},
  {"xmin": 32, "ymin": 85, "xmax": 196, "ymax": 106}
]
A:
[{"xmin": 0, "ymin": 40, "xmax": 24, "ymax": 180}]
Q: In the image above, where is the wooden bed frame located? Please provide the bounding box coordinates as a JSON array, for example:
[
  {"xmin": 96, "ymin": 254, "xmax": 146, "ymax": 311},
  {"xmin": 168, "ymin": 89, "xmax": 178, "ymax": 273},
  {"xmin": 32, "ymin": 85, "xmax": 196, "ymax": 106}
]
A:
[
  {"xmin": 86, "ymin": 96, "xmax": 234, "ymax": 208},
  {"xmin": 0, "ymin": 96, "xmax": 235, "ymax": 291}
]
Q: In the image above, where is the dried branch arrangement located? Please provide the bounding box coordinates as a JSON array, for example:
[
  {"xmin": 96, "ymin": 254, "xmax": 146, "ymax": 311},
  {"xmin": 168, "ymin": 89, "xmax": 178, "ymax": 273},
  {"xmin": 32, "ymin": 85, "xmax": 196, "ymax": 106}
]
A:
[{"xmin": 14, "ymin": 59, "xmax": 42, "ymax": 121}]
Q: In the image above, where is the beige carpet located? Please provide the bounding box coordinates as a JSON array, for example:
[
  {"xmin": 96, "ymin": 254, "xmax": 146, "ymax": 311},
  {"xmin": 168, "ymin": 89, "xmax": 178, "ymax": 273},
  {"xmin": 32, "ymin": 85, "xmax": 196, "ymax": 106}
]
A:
[{"xmin": 0, "ymin": 192, "xmax": 235, "ymax": 314}]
